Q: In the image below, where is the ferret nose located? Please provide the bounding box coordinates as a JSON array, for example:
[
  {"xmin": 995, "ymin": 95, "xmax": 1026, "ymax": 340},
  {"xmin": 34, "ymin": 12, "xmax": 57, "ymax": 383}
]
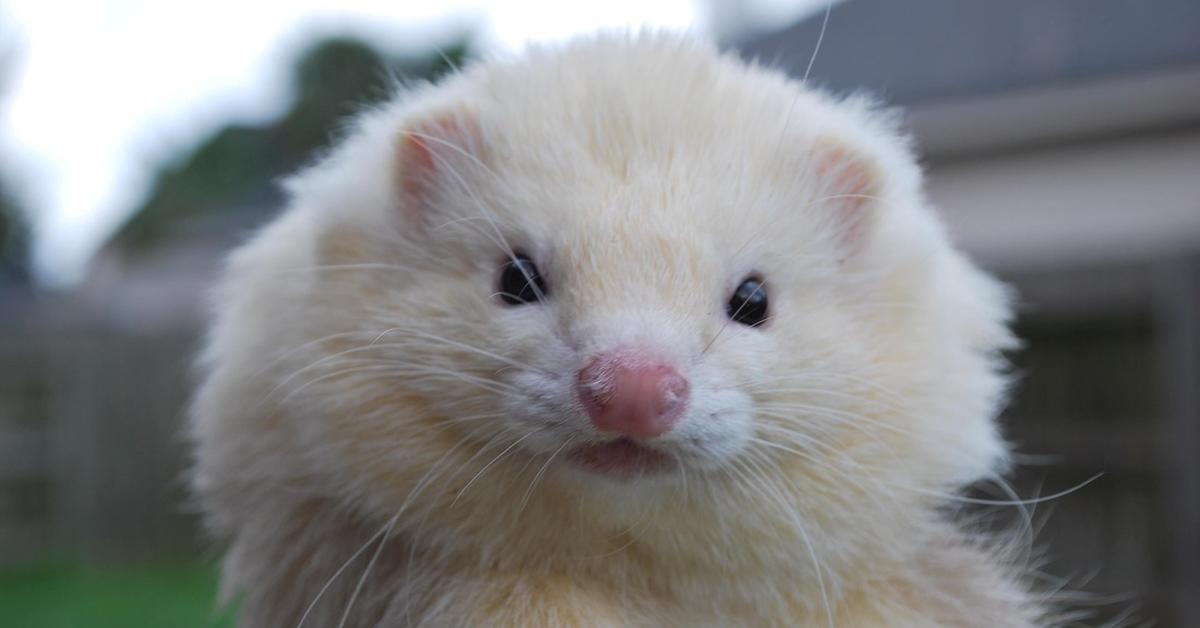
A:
[{"xmin": 576, "ymin": 352, "xmax": 689, "ymax": 439}]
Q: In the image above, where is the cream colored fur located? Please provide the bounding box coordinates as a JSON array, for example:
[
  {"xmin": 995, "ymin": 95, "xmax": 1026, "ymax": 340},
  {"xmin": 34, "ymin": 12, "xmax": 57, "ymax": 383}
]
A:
[{"xmin": 191, "ymin": 33, "xmax": 1045, "ymax": 627}]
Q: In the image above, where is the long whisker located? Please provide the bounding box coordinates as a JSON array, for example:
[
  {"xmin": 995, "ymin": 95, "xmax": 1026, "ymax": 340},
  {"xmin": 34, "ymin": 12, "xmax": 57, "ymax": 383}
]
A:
[
  {"xmin": 726, "ymin": 455, "xmax": 835, "ymax": 627},
  {"xmin": 277, "ymin": 263, "xmax": 417, "ymax": 275},
  {"xmin": 363, "ymin": 327, "xmax": 548, "ymax": 374},
  {"xmin": 263, "ymin": 333, "xmax": 416, "ymax": 405},
  {"xmin": 335, "ymin": 513, "xmax": 397, "ymax": 628},
  {"xmin": 702, "ymin": 280, "xmax": 766, "ymax": 355},
  {"xmin": 901, "ymin": 473, "xmax": 1104, "ymax": 508},
  {"xmin": 277, "ymin": 364, "xmax": 412, "ymax": 404},
  {"xmin": 451, "ymin": 428, "xmax": 543, "ymax": 507},
  {"xmin": 518, "ymin": 438, "xmax": 573, "ymax": 515},
  {"xmin": 256, "ymin": 330, "xmax": 393, "ymax": 379},
  {"xmin": 405, "ymin": 130, "xmax": 518, "ymax": 201},
  {"xmin": 803, "ymin": 1, "xmax": 834, "ymax": 83},
  {"xmin": 748, "ymin": 427, "xmax": 1103, "ymax": 510},
  {"xmin": 296, "ymin": 512, "xmax": 400, "ymax": 628},
  {"xmin": 768, "ymin": 479, "xmax": 833, "ymax": 628},
  {"xmin": 415, "ymin": 135, "xmax": 550, "ymax": 306}
]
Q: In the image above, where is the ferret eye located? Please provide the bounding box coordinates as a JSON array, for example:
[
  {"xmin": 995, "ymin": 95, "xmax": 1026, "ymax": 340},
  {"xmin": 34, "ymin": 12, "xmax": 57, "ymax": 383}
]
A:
[
  {"xmin": 498, "ymin": 254, "xmax": 547, "ymax": 305},
  {"xmin": 727, "ymin": 277, "xmax": 769, "ymax": 327}
]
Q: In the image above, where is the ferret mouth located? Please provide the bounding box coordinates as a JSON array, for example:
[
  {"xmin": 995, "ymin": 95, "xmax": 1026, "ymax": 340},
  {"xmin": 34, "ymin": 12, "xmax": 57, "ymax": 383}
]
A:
[{"xmin": 566, "ymin": 438, "xmax": 674, "ymax": 478}]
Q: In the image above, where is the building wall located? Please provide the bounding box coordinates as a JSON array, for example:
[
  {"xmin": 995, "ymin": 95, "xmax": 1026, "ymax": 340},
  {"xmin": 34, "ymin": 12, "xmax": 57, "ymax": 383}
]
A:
[
  {"xmin": 926, "ymin": 132, "xmax": 1200, "ymax": 627},
  {"xmin": 927, "ymin": 128, "xmax": 1200, "ymax": 271}
]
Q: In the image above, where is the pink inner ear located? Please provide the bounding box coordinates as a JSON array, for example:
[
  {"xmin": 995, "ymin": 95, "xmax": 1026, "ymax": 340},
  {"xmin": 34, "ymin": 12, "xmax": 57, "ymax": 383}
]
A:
[
  {"xmin": 815, "ymin": 144, "xmax": 877, "ymax": 251},
  {"xmin": 395, "ymin": 113, "xmax": 476, "ymax": 222}
]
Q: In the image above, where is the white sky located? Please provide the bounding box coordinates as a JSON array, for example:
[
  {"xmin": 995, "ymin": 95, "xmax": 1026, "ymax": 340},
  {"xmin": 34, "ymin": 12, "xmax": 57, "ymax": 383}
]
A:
[{"xmin": 0, "ymin": 0, "xmax": 824, "ymax": 286}]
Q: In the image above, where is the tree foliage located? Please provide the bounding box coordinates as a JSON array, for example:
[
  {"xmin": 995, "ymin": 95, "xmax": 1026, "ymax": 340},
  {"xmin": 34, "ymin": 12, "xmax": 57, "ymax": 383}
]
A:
[
  {"xmin": 0, "ymin": 176, "xmax": 27, "ymax": 280},
  {"xmin": 115, "ymin": 37, "xmax": 471, "ymax": 250},
  {"xmin": 0, "ymin": 20, "xmax": 29, "ymax": 282}
]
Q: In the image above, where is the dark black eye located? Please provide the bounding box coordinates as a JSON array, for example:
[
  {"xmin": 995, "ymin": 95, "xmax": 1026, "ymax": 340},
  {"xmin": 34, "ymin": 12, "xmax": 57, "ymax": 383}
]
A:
[
  {"xmin": 727, "ymin": 277, "xmax": 769, "ymax": 327},
  {"xmin": 498, "ymin": 254, "xmax": 547, "ymax": 305}
]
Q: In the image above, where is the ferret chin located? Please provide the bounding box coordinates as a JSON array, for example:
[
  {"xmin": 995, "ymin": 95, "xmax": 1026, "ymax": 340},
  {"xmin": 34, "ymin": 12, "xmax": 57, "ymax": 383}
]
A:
[{"xmin": 190, "ymin": 32, "xmax": 1048, "ymax": 627}]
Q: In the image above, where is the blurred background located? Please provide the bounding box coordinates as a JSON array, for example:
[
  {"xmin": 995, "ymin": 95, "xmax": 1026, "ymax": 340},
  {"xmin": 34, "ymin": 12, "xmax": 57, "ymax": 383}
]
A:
[{"xmin": 0, "ymin": 0, "xmax": 1196, "ymax": 626}]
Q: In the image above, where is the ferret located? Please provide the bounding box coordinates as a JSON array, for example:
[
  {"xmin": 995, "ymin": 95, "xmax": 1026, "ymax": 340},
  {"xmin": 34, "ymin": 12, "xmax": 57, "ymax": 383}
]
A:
[{"xmin": 190, "ymin": 33, "xmax": 1046, "ymax": 627}]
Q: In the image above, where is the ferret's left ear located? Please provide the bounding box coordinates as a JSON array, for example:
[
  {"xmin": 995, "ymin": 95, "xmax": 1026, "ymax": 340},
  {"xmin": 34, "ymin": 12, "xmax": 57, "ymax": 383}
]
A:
[
  {"xmin": 812, "ymin": 140, "xmax": 881, "ymax": 255},
  {"xmin": 394, "ymin": 109, "xmax": 484, "ymax": 224}
]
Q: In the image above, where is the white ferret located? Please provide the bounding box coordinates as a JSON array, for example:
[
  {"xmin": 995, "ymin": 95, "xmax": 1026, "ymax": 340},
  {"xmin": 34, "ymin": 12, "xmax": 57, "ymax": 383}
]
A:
[{"xmin": 191, "ymin": 34, "xmax": 1046, "ymax": 627}]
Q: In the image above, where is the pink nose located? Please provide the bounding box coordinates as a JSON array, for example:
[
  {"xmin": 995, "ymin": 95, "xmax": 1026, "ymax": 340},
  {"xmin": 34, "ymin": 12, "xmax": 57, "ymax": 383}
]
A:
[{"xmin": 576, "ymin": 352, "xmax": 689, "ymax": 439}]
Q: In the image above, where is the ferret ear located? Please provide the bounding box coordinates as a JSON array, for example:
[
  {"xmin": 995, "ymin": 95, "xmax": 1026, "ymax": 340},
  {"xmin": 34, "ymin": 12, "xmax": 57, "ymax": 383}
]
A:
[
  {"xmin": 812, "ymin": 139, "xmax": 881, "ymax": 255},
  {"xmin": 394, "ymin": 109, "xmax": 482, "ymax": 224}
]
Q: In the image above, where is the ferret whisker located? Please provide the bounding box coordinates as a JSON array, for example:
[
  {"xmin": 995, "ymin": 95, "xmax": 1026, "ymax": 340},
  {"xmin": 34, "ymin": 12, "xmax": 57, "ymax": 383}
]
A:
[
  {"xmin": 394, "ymin": 434, "xmax": 501, "ymax": 621},
  {"xmin": 335, "ymin": 511, "xmax": 397, "ymax": 628},
  {"xmin": 422, "ymin": 145, "xmax": 549, "ymax": 306},
  {"xmin": 702, "ymin": 279, "xmax": 766, "ymax": 355},
  {"xmin": 749, "ymin": 384, "xmax": 912, "ymax": 415},
  {"xmin": 404, "ymin": 130, "xmax": 520, "ymax": 201},
  {"xmin": 277, "ymin": 360, "xmax": 523, "ymax": 406},
  {"xmin": 423, "ymin": 147, "xmax": 513, "ymax": 236},
  {"xmin": 264, "ymin": 332, "xmax": 421, "ymax": 404},
  {"xmin": 754, "ymin": 393, "xmax": 914, "ymax": 425},
  {"xmin": 517, "ymin": 438, "xmax": 573, "ymax": 515},
  {"xmin": 889, "ymin": 473, "xmax": 1104, "ymax": 508},
  {"xmin": 746, "ymin": 428, "xmax": 912, "ymax": 511},
  {"xmin": 753, "ymin": 410, "xmax": 903, "ymax": 458},
  {"xmin": 754, "ymin": 403, "xmax": 922, "ymax": 442},
  {"xmin": 813, "ymin": 192, "xmax": 885, "ymax": 205},
  {"xmin": 406, "ymin": 414, "xmax": 507, "ymax": 447},
  {"xmin": 304, "ymin": 347, "xmax": 524, "ymax": 395},
  {"xmin": 296, "ymin": 510, "xmax": 402, "ymax": 628},
  {"xmin": 577, "ymin": 498, "xmax": 659, "ymax": 562},
  {"xmin": 803, "ymin": 0, "xmax": 833, "ymax": 83},
  {"xmin": 276, "ymin": 364, "xmax": 414, "ymax": 405},
  {"xmin": 747, "ymin": 368, "xmax": 913, "ymax": 401},
  {"xmin": 391, "ymin": 366, "xmax": 520, "ymax": 397},
  {"xmin": 724, "ymin": 197, "xmax": 893, "ymax": 288},
  {"xmin": 439, "ymin": 412, "xmax": 508, "ymax": 427},
  {"xmin": 431, "ymin": 214, "xmax": 511, "ymax": 232},
  {"xmin": 730, "ymin": 454, "xmax": 835, "ymax": 628},
  {"xmin": 982, "ymin": 472, "xmax": 1037, "ymax": 568},
  {"xmin": 756, "ymin": 459, "xmax": 835, "ymax": 628},
  {"xmin": 364, "ymin": 328, "xmax": 547, "ymax": 374},
  {"xmin": 753, "ymin": 404, "xmax": 885, "ymax": 432},
  {"xmin": 277, "ymin": 263, "xmax": 419, "ymax": 275},
  {"xmin": 744, "ymin": 435, "xmax": 889, "ymax": 508},
  {"xmin": 503, "ymin": 438, "xmax": 550, "ymax": 496},
  {"xmin": 451, "ymin": 428, "xmax": 544, "ymax": 507},
  {"xmin": 672, "ymin": 450, "xmax": 690, "ymax": 506},
  {"xmin": 252, "ymin": 330, "xmax": 393, "ymax": 378}
]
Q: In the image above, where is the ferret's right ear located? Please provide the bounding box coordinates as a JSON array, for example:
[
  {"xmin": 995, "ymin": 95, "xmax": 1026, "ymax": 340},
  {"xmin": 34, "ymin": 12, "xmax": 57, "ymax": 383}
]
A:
[
  {"xmin": 811, "ymin": 138, "xmax": 882, "ymax": 257},
  {"xmin": 393, "ymin": 109, "xmax": 482, "ymax": 224}
]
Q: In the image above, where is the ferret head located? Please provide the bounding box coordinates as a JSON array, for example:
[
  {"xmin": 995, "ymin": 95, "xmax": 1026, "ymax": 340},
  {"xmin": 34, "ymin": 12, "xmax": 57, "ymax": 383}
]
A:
[{"xmin": 196, "ymin": 34, "xmax": 1015, "ymax": 576}]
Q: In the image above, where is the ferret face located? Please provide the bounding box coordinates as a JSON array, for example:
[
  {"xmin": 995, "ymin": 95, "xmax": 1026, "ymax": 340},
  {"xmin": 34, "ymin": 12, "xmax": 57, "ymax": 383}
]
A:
[
  {"xmin": 318, "ymin": 106, "xmax": 868, "ymax": 483},
  {"xmin": 257, "ymin": 38, "xmax": 1010, "ymax": 536}
]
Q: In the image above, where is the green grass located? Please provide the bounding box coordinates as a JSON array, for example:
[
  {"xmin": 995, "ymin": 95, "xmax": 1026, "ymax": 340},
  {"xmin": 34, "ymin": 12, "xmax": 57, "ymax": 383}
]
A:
[{"xmin": 0, "ymin": 562, "xmax": 235, "ymax": 628}]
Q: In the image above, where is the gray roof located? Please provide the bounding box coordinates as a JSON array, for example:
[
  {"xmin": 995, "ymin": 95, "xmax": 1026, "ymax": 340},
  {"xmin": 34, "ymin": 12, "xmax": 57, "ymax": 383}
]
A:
[{"xmin": 736, "ymin": 0, "xmax": 1200, "ymax": 106}]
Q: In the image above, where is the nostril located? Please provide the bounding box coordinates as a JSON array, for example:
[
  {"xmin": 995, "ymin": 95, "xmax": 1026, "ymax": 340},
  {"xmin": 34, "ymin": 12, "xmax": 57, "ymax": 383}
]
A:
[
  {"xmin": 576, "ymin": 359, "xmax": 617, "ymax": 410},
  {"xmin": 656, "ymin": 372, "xmax": 689, "ymax": 418},
  {"xmin": 576, "ymin": 352, "xmax": 690, "ymax": 439}
]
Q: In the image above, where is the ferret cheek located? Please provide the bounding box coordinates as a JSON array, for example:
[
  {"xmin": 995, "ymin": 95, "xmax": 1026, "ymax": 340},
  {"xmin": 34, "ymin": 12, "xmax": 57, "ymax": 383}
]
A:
[{"xmin": 393, "ymin": 110, "xmax": 484, "ymax": 225}]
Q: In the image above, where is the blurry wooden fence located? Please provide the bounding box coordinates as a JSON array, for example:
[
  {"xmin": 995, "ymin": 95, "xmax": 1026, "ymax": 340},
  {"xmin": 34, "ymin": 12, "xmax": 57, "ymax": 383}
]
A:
[
  {"xmin": 0, "ymin": 326, "xmax": 201, "ymax": 566},
  {"xmin": 998, "ymin": 255, "xmax": 1199, "ymax": 627}
]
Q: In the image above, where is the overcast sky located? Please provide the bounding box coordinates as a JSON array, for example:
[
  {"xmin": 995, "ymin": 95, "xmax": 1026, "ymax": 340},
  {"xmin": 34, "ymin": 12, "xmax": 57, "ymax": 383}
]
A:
[{"xmin": 0, "ymin": 0, "xmax": 826, "ymax": 286}]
